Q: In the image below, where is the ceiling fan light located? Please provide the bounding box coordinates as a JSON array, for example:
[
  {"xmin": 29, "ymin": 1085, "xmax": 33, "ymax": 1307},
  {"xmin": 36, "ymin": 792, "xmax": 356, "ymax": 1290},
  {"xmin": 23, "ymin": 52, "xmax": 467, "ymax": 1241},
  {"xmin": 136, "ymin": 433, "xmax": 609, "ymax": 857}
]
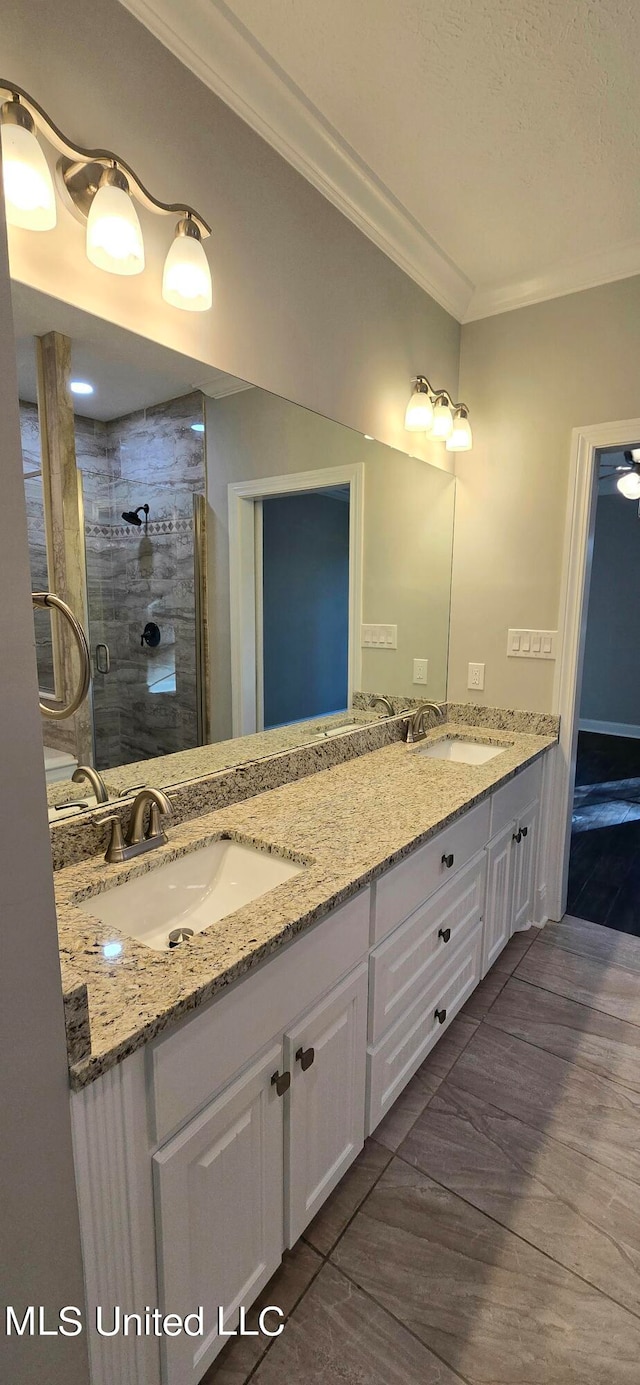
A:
[
  {"xmin": 617, "ymin": 468, "xmax": 640, "ymax": 499},
  {"xmin": 162, "ymin": 217, "xmax": 212, "ymax": 311},
  {"xmin": 86, "ymin": 167, "xmax": 145, "ymax": 276},
  {"xmin": 1, "ymin": 100, "xmax": 56, "ymax": 230}
]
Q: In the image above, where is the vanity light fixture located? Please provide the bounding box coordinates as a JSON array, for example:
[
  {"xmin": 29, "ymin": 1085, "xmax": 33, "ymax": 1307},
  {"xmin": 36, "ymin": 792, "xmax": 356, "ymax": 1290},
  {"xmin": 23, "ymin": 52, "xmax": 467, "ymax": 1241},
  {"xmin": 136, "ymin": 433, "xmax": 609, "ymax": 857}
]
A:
[
  {"xmin": 0, "ymin": 95, "xmax": 56, "ymax": 230},
  {"xmin": 0, "ymin": 81, "xmax": 212, "ymax": 310},
  {"xmin": 86, "ymin": 165, "xmax": 145, "ymax": 275},
  {"xmin": 430, "ymin": 395, "xmax": 454, "ymax": 441},
  {"xmin": 404, "ymin": 376, "xmax": 434, "ymax": 432},
  {"xmin": 404, "ymin": 375, "xmax": 472, "ymax": 451},
  {"xmin": 162, "ymin": 215, "xmax": 212, "ymax": 311},
  {"xmin": 446, "ymin": 406, "xmax": 473, "ymax": 452}
]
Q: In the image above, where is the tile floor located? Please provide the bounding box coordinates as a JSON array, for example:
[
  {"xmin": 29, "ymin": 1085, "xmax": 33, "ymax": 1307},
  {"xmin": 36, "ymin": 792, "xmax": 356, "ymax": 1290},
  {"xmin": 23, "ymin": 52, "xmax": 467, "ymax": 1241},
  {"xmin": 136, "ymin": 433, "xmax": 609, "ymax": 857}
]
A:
[
  {"xmin": 569, "ymin": 730, "xmax": 640, "ymax": 933},
  {"xmin": 204, "ymin": 917, "xmax": 640, "ymax": 1384}
]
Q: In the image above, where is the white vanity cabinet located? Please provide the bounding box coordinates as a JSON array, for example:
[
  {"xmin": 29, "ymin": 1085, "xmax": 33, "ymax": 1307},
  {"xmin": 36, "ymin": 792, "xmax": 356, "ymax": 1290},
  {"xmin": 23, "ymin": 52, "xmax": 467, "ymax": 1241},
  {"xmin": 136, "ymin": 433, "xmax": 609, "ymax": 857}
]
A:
[
  {"xmin": 284, "ymin": 962, "xmax": 368, "ymax": 1246},
  {"xmin": 153, "ymin": 1044, "xmax": 284, "ymax": 1385},
  {"xmin": 70, "ymin": 750, "xmax": 550, "ymax": 1385},
  {"xmin": 482, "ymin": 760, "xmax": 542, "ymax": 976}
]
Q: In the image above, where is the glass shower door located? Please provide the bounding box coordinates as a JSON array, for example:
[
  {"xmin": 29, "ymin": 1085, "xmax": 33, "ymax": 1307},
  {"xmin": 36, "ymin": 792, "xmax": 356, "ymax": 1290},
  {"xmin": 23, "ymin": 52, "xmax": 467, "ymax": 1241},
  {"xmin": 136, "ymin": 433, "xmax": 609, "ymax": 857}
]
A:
[{"xmin": 84, "ymin": 483, "xmax": 206, "ymax": 770}]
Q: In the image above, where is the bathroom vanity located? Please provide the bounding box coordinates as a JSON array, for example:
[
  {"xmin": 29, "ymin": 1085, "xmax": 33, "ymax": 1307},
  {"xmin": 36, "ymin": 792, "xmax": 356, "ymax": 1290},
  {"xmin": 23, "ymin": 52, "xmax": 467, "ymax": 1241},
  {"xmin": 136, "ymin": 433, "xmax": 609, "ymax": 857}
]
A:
[{"xmin": 56, "ymin": 720, "xmax": 556, "ymax": 1385}]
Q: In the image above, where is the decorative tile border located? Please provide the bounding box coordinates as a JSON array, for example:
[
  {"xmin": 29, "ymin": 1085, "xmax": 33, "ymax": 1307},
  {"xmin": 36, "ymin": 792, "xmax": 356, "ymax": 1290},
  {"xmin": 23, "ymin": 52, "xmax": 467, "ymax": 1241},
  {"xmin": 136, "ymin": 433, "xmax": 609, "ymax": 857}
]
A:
[{"xmin": 85, "ymin": 517, "xmax": 194, "ymax": 539}]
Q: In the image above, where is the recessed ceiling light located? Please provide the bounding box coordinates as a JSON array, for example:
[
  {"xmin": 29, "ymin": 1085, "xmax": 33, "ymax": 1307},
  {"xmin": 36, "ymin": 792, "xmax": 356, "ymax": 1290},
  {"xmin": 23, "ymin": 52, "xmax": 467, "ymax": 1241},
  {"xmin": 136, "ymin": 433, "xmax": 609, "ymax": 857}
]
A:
[
  {"xmin": 70, "ymin": 380, "xmax": 94, "ymax": 396},
  {"xmin": 191, "ymin": 422, "xmax": 205, "ymax": 433}
]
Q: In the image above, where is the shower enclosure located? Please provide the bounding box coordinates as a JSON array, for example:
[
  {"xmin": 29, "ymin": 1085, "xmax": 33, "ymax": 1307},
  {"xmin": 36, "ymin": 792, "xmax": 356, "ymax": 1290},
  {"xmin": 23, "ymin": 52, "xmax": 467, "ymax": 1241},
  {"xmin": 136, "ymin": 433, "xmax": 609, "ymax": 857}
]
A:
[{"xmin": 77, "ymin": 394, "xmax": 208, "ymax": 771}]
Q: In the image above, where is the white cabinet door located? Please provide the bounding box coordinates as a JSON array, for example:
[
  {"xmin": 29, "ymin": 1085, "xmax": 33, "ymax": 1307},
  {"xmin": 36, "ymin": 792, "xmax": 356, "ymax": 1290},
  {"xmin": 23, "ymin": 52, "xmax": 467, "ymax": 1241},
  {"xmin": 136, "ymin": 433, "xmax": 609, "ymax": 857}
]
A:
[
  {"xmin": 482, "ymin": 822, "xmax": 515, "ymax": 976},
  {"xmin": 512, "ymin": 798, "xmax": 539, "ymax": 934},
  {"xmin": 153, "ymin": 1043, "xmax": 284, "ymax": 1385},
  {"xmin": 284, "ymin": 964, "xmax": 368, "ymax": 1247}
]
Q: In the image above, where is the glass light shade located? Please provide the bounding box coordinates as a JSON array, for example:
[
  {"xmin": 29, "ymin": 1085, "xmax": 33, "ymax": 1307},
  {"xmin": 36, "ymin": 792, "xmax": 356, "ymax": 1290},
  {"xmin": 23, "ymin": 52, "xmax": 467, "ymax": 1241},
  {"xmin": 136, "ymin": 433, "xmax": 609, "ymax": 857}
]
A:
[
  {"xmin": 446, "ymin": 411, "xmax": 473, "ymax": 451},
  {"xmin": 430, "ymin": 398, "xmax": 454, "ymax": 440},
  {"xmin": 86, "ymin": 181, "xmax": 145, "ymax": 275},
  {"xmin": 1, "ymin": 121, "xmax": 56, "ymax": 230},
  {"xmin": 162, "ymin": 228, "xmax": 212, "ymax": 311},
  {"xmin": 404, "ymin": 386, "xmax": 434, "ymax": 432},
  {"xmin": 617, "ymin": 469, "xmax": 640, "ymax": 499}
]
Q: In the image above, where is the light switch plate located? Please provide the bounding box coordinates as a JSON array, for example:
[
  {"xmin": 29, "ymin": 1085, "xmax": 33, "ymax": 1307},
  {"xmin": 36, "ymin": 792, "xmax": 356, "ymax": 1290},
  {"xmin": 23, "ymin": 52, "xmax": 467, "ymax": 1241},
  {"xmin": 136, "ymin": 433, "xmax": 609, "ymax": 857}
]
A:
[
  {"xmin": 361, "ymin": 623, "xmax": 397, "ymax": 649},
  {"xmin": 467, "ymin": 662, "xmax": 485, "ymax": 691},
  {"xmin": 413, "ymin": 658, "xmax": 428, "ymax": 685},
  {"xmin": 507, "ymin": 629, "xmax": 557, "ymax": 660}
]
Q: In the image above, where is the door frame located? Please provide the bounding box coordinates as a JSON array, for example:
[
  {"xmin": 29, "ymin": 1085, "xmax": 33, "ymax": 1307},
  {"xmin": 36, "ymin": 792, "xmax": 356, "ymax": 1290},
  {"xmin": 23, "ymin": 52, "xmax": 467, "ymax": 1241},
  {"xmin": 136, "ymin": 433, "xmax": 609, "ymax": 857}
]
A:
[
  {"xmin": 228, "ymin": 463, "xmax": 364, "ymax": 736},
  {"xmin": 547, "ymin": 416, "xmax": 640, "ymax": 920}
]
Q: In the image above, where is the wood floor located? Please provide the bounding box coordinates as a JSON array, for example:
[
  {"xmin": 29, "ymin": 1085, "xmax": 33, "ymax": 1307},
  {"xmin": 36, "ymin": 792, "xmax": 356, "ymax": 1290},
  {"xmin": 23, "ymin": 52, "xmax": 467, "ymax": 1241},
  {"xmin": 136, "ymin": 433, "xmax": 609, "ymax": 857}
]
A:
[
  {"xmin": 569, "ymin": 730, "xmax": 640, "ymax": 933},
  {"xmin": 205, "ymin": 918, "xmax": 640, "ymax": 1384}
]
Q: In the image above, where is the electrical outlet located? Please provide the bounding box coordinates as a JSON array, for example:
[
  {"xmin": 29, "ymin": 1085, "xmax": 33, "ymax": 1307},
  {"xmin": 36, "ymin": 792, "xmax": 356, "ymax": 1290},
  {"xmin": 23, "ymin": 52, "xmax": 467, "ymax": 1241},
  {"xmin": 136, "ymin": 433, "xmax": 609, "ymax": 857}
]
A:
[
  {"xmin": 413, "ymin": 658, "xmax": 428, "ymax": 685},
  {"xmin": 468, "ymin": 662, "xmax": 485, "ymax": 691}
]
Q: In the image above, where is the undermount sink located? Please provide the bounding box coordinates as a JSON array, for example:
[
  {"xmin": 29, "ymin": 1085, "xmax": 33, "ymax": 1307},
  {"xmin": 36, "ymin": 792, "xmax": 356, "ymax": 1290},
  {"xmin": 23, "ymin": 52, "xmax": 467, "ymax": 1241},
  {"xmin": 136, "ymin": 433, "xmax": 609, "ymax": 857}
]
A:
[
  {"xmin": 79, "ymin": 838, "xmax": 303, "ymax": 952},
  {"xmin": 419, "ymin": 738, "xmax": 507, "ymax": 765}
]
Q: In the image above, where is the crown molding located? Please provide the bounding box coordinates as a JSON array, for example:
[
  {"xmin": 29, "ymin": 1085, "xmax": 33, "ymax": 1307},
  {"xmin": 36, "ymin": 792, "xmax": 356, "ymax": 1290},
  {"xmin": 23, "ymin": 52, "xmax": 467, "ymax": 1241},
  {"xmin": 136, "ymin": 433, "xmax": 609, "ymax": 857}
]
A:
[
  {"xmin": 117, "ymin": 0, "xmax": 474, "ymax": 322},
  {"xmin": 464, "ymin": 239, "xmax": 640, "ymax": 322}
]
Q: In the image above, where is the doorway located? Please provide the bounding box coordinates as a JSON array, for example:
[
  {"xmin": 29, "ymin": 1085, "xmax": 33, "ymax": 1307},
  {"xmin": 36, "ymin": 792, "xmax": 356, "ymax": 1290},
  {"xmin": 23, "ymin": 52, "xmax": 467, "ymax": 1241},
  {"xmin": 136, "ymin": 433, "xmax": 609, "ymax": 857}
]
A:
[
  {"xmin": 566, "ymin": 445, "xmax": 640, "ymax": 932},
  {"xmin": 261, "ymin": 487, "xmax": 350, "ymax": 728},
  {"xmin": 228, "ymin": 462, "xmax": 364, "ymax": 737},
  {"xmin": 551, "ymin": 419, "xmax": 640, "ymax": 932}
]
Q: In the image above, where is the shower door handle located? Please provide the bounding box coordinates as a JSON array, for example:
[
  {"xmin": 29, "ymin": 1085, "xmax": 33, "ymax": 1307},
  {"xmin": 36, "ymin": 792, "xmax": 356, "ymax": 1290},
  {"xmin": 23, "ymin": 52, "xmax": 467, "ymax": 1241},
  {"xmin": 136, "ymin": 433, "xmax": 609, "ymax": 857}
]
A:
[{"xmin": 95, "ymin": 643, "xmax": 110, "ymax": 674}]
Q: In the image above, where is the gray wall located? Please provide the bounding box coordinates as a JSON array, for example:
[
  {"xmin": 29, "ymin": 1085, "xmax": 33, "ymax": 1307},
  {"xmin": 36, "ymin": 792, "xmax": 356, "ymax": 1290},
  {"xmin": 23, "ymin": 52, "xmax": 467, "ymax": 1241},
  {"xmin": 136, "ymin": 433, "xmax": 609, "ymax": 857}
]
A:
[
  {"xmin": 581, "ymin": 491, "xmax": 640, "ymax": 727},
  {"xmin": 0, "ymin": 189, "xmax": 88, "ymax": 1381},
  {"xmin": 452, "ymin": 276, "xmax": 640, "ymax": 710}
]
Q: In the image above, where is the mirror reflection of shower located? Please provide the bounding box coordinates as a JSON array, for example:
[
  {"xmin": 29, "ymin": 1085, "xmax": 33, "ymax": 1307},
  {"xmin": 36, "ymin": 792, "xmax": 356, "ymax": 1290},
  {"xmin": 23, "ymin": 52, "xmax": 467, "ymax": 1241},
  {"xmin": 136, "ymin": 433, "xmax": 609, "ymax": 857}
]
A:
[{"xmin": 121, "ymin": 503, "xmax": 150, "ymax": 530}]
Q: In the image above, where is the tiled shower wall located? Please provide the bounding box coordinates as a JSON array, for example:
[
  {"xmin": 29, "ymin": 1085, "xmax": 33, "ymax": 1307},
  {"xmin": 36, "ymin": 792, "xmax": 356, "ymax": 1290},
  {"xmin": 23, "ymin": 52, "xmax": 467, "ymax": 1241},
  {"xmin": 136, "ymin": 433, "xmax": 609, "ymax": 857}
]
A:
[
  {"xmin": 20, "ymin": 393, "xmax": 206, "ymax": 770},
  {"xmin": 83, "ymin": 392, "xmax": 206, "ymax": 770}
]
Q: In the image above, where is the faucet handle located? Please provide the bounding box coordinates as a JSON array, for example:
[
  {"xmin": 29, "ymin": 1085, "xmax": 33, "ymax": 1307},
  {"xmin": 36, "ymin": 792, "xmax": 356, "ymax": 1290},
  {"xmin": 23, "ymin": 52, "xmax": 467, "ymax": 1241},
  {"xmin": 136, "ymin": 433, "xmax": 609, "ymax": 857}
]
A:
[
  {"xmin": 147, "ymin": 800, "xmax": 170, "ymax": 843},
  {"xmin": 96, "ymin": 813, "xmax": 126, "ymax": 863}
]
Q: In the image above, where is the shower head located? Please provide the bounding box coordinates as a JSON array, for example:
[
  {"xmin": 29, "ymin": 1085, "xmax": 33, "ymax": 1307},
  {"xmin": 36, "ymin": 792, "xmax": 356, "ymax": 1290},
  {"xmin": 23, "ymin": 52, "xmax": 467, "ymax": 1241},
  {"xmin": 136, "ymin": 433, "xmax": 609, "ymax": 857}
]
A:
[{"xmin": 121, "ymin": 504, "xmax": 150, "ymax": 527}]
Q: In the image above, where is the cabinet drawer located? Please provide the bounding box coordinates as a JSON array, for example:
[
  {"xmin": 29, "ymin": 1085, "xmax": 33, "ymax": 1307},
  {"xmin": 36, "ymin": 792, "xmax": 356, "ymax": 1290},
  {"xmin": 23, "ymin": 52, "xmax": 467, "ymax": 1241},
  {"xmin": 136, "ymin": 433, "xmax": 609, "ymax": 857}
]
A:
[
  {"xmin": 489, "ymin": 760, "xmax": 542, "ymax": 837},
  {"xmin": 369, "ymin": 852, "xmax": 486, "ymax": 1045},
  {"xmin": 150, "ymin": 889, "xmax": 370, "ymax": 1145},
  {"xmin": 373, "ymin": 799, "xmax": 490, "ymax": 944},
  {"xmin": 366, "ymin": 922, "xmax": 482, "ymax": 1134}
]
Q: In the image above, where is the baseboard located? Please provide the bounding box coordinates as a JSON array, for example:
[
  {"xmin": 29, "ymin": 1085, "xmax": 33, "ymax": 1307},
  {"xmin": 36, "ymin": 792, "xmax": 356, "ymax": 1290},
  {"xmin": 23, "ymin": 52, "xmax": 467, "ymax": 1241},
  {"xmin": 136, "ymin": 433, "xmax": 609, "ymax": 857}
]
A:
[{"xmin": 579, "ymin": 719, "xmax": 640, "ymax": 739}]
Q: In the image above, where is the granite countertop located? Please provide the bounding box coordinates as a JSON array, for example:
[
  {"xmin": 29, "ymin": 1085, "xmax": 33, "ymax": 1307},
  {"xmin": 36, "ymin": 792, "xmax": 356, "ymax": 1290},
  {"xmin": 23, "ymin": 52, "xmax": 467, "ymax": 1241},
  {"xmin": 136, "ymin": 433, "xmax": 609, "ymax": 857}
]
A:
[{"xmin": 56, "ymin": 721, "xmax": 557, "ymax": 1089}]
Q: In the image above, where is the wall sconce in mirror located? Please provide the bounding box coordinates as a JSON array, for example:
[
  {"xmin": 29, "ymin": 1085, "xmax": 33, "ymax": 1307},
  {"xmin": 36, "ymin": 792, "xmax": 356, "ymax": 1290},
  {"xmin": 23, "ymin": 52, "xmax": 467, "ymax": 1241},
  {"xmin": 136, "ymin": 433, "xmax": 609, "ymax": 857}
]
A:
[
  {"xmin": 405, "ymin": 375, "xmax": 473, "ymax": 452},
  {"xmin": 0, "ymin": 82, "xmax": 212, "ymax": 311}
]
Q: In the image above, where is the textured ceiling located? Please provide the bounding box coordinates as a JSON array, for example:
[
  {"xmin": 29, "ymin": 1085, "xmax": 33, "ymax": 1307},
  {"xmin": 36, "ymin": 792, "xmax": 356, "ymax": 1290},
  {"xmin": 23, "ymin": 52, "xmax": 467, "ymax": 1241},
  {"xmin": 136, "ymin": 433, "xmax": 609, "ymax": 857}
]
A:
[{"xmin": 216, "ymin": 0, "xmax": 640, "ymax": 304}]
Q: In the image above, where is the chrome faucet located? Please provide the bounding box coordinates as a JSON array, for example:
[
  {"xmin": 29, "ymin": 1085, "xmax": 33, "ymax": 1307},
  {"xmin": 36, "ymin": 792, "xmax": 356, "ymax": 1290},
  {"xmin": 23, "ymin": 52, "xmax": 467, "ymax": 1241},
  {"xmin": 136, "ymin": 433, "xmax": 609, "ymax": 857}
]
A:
[
  {"xmin": 72, "ymin": 764, "xmax": 109, "ymax": 804},
  {"xmin": 371, "ymin": 695, "xmax": 394, "ymax": 716},
  {"xmin": 405, "ymin": 701, "xmax": 445, "ymax": 744},
  {"xmin": 99, "ymin": 787, "xmax": 172, "ymax": 864}
]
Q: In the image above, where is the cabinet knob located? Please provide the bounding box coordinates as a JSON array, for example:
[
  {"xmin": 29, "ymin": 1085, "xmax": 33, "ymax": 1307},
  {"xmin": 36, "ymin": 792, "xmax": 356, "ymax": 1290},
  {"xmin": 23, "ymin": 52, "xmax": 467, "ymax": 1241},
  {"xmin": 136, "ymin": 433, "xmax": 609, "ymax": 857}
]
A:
[
  {"xmin": 521, "ymin": 825, "xmax": 528, "ymax": 838},
  {"xmin": 513, "ymin": 830, "xmax": 522, "ymax": 844},
  {"xmin": 441, "ymin": 852, "xmax": 454, "ymax": 869},
  {"xmin": 271, "ymin": 1070, "xmax": 291, "ymax": 1097},
  {"xmin": 295, "ymin": 1045, "xmax": 315, "ymax": 1072},
  {"xmin": 438, "ymin": 927, "xmax": 451, "ymax": 943},
  {"xmin": 434, "ymin": 1007, "xmax": 447, "ymax": 1024}
]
